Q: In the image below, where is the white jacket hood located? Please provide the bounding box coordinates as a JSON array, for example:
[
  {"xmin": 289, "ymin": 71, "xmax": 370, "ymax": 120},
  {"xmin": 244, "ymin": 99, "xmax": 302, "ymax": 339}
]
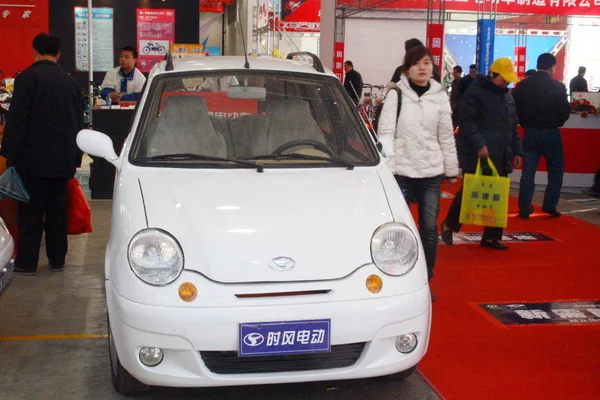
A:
[{"xmin": 377, "ymin": 75, "xmax": 459, "ymax": 179}]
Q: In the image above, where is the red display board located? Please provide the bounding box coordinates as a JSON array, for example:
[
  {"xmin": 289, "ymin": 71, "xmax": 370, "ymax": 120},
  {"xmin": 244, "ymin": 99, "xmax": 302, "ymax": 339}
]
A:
[
  {"xmin": 136, "ymin": 8, "xmax": 176, "ymax": 72},
  {"xmin": 333, "ymin": 42, "xmax": 345, "ymax": 82},
  {"xmin": 200, "ymin": 0, "xmax": 234, "ymax": 13},
  {"xmin": 514, "ymin": 46, "xmax": 527, "ymax": 80},
  {"xmin": 279, "ymin": 0, "xmax": 320, "ymax": 32},
  {"xmin": 161, "ymin": 91, "xmax": 258, "ymax": 117},
  {"xmin": 426, "ymin": 23, "xmax": 444, "ymax": 77},
  {"xmin": 337, "ymin": 0, "xmax": 600, "ymax": 16},
  {"xmin": 0, "ymin": 0, "xmax": 49, "ymax": 78}
]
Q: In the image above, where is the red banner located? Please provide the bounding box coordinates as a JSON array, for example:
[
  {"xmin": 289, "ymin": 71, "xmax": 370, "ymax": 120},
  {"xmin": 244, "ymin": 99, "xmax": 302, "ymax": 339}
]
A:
[
  {"xmin": 279, "ymin": 0, "xmax": 321, "ymax": 32},
  {"xmin": 0, "ymin": 0, "xmax": 49, "ymax": 77},
  {"xmin": 200, "ymin": 0, "xmax": 234, "ymax": 13},
  {"xmin": 333, "ymin": 42, "xmax": 345, "ymax": 82},
  {"xmin": 136, "ymin": 9, "xmax": 176, "ymax": 72},
  {"xmin": 337, "ymin": 0, "xmax": 600, "ymax": 16},
  {"xmin": 426, "ymin": 23, "xmax": 444, "ymax": 78},
  {"xmin": 514, "ymin": 46, "xmax": 527, "ymax": 80}
]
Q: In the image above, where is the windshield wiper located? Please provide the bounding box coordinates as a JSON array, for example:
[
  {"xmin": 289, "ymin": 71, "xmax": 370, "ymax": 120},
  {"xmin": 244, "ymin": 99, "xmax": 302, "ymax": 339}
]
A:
[
  {"xmin": 139, "ymin": 153, "xmax": 264, "ymax": 172},
  {"xmin": 241, "ymin": 153, "xmax": 355, "ymax": 170}
]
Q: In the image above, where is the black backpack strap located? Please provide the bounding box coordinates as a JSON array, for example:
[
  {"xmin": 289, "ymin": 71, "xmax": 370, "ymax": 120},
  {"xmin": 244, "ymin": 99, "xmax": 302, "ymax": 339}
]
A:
[{"xmin": 394, "ymin": 87, "xmax": 402, "ymax": 124}]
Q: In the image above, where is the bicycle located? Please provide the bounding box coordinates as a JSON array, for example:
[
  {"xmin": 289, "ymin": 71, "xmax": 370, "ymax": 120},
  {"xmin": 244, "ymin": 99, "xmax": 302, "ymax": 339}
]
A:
[{"xmin": 142, "ymin": 42, "xmax": 166, "ymax": 55}]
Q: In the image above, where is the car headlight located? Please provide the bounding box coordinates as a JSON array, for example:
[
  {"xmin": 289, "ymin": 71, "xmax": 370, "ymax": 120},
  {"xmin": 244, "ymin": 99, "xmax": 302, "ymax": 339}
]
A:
[
  {"xmin": 371, "ymin": 222, "xmax": 418, "ymax": 276},
  {"xmin": 127, "ymin": 229, "xmax": 184, "ymax": 286}
]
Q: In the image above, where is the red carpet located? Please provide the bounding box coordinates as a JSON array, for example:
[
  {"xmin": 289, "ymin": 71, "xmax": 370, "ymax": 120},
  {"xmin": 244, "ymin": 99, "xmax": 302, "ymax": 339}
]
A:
[{"xmin": 417, "ymin": 183, "xmax": 600, "ymax": 399}]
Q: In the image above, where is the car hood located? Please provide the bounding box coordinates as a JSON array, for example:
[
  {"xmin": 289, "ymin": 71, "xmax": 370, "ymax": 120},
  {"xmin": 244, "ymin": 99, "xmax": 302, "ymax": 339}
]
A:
[{"xmin": 138, "ymin": 168, "xmax": 394, "ymax": 283}]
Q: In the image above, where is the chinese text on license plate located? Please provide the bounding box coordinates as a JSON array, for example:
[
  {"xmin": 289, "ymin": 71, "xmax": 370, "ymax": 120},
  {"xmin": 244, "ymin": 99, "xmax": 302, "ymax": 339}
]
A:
[{"xmin": 239, "ymin": 319, "xmax": 330, "ymax": 357}]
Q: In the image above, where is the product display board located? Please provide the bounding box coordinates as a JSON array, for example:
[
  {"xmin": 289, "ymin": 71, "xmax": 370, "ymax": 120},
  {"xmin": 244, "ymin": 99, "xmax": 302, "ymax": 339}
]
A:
[
  {"xmin": 74, "ymin": 7, "xmax": 114, "ymax": 72},
  {"xmin": 136, "ymin": 9, "xmax": 176, "ymax": 73}
]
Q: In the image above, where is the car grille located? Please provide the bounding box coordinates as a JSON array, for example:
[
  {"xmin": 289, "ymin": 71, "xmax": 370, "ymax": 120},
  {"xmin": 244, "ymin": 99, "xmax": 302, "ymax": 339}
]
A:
[{"xmin": 200, "ymin": 342, "xmax": 366, "ymax": 374}]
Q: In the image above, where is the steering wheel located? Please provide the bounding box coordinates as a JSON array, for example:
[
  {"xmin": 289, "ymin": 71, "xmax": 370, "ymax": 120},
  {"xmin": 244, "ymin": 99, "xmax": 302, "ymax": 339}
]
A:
[{"xmin": 272, "ymin": 139, "xmax": 335, "ymax": 157}]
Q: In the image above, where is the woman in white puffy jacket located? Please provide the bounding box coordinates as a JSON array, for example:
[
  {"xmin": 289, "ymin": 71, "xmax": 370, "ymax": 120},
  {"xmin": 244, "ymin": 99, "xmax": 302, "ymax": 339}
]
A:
[{"xmin": 377, "ymin": 45, "xmax": 459, "ymax": 286}]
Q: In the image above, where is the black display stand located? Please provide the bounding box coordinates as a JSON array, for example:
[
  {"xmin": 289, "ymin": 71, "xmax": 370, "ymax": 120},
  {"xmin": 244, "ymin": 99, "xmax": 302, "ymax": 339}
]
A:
[{"xmin": 89, "ymin": 109, "xmax": 135, "ymax": 199}]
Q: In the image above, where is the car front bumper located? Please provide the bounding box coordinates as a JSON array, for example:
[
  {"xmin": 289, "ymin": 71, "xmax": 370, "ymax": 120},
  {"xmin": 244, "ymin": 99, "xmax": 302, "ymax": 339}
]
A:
[{"xmin": 107, "ymin": 280, "xmax": 431, "ymax": 388}]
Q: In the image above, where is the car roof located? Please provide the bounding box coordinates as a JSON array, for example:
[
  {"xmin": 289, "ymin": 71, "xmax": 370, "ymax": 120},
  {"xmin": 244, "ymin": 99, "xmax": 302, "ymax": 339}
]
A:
[{"xmin": 150, "ymin": 55, "xmax": 337, "ymax": 78}]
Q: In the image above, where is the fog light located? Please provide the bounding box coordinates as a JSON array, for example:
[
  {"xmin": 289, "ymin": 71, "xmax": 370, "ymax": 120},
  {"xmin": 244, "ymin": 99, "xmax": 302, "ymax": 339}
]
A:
[
  {"xmin": 395, "ymin": 334, "xmax": 418, "ymax": 354},
  {"xmin": 139, "ymin": 347, "xmax": 163, "ymax": 367},
  {"xmin": 179, "ymin": 282, "xmax": 197, "ymax": 302},
  {"xmin": 366, "ymin": 274, "xmax": 383, "ymax": 293}
]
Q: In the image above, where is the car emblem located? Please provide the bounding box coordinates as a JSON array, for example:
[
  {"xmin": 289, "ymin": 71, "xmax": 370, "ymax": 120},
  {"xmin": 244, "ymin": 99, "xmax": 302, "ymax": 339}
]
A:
[
  {"xmin": 243, "ymin": 332, "xmax": 265, "ymax": 347},
  {"xmin": 268, "ymin": 257, "xmax": 295, "ymax": 271}
]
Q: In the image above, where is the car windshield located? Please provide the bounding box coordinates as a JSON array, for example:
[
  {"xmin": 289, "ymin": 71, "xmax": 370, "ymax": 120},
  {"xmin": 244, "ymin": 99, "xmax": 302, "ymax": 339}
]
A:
[{"xmin": 130, "ymin": 70, "xmax": 379, "ymax": 168}]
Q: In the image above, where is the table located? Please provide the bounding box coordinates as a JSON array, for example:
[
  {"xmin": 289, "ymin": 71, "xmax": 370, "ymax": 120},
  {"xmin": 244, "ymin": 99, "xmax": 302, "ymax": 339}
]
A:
[
  {"xmin": 510, "ymin": 113, "xmax": 600, "ymax": 193},
  {"xmin": 89, "ymin": 109, "xmax": 135, "ymax": 199}
]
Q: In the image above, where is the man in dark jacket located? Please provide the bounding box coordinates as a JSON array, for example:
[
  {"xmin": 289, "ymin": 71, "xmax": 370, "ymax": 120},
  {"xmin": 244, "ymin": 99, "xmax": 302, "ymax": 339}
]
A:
[
  {"xmin": 1, "ymin": 33, "xmax": 83, "ymax": 275},
  {"xmin": 512, "ymin": 53, "xmax": 571, "ymax": 218},
  {"xmin": 343, "ymin": 61, "xmax": 363, "ymax": 105},
  {"xmin": 450, "ymin": 65, "xmax": 463, "ymax": 128},
  {"xmin": 459, "ymin": 64, "xmax": 478, "ymax": 96},
  {"xmin": 441, "ymin": 58, "xmax": 522, "ymax": 250},
  {"xmin": 569, "ymin": 66, "xmax": 588, "ymax": 94}
]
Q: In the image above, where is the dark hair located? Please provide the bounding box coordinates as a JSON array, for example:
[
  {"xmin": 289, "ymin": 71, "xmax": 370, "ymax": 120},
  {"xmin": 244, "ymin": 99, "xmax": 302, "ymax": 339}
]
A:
[
  {"xmin": 525, "ymin": 69, "xmax": 536, "ymax": 77},
  {"xmin": 405, "ymin": 38, "xmax": 424, "ymax": 52},
  {"xmin": 390, "ymin": 66, "xmax": 403, "ymax": 83},
  {"xmin": 453, "ymin": 65, "xmax": 463, "ymax": 73},
  {"xmin": 32, "ymin": 33, "xmax": 60, "ymax": 57},
  {"xmin": 537, "ymin": 53, "xmax": 557, "ymax": 70},
  {"xmin": 401, "ymin": 46, "xmax": 433, "ymax": 74},
  {"xmin": 121, "ymin": 46, "xmax": 138, "ymax": 59},
  {"xmin": 469, "ymin": 64, "xmax": 477, "ymax": 70},
  {"xmin": 578, "ymin": 66, "xmax": 586, "ymax": 74},
  {"xmin": 344, "ymin": 60, "xmax": 353, "ymax": 67}
]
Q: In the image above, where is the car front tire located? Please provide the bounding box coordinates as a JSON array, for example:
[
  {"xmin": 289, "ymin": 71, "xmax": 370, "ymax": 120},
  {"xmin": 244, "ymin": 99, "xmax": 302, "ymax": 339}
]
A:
[{"xmin": 108, "ymin": 315, "xmax": 149, "ymax": 395}]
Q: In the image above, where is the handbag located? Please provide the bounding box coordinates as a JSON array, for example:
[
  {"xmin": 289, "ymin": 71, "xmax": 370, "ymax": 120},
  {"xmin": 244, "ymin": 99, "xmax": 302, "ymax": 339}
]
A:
[
  {"xmin": 67, "ymin": 178, "xmax": 93, "ymax": 235},
  {"xmin": 459, "ymin": 158, "xmax": 510, "ymax": 228}
]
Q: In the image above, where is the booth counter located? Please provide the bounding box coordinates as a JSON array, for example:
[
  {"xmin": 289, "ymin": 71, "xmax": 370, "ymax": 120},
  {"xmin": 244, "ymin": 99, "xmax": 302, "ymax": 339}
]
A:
[{"xmin": 511, "ymin": 113, "xmax": 600, "ymax": 192}]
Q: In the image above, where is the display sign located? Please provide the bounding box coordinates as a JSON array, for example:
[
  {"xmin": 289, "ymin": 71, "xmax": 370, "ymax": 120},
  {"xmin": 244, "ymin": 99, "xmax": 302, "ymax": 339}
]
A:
[
  {"xmin": 74, "ymin": 7, "xmax": 114, "ymax": 72},
  {"xmin": 200, "ymin": 0, "xmax": 234, "ymax": 13},
  {"xmin": 476, "ymin": 19, "xmax": 496, "ymax": 75},
  {"xmin": 514, "ymin": 46, "xmax": 527, "ymax": 80},
  {"xmin": 136, "ymin": 9, "xmax": 176, "ymax": 73},
  {"xmin": 333, "ymin": 42, "xmax": 345, "ymax": 82},
  {"xmin": 170, "ymin": 43, "xmax": 204, "ymax": 55},
  {"xmin": 439, "ymin": 232, "xmax": 555, "ymax": 244},
  {"xmin": 239, "ymin": 319, "xmax": 331, "ymax": 357},
  {"xmin": 337, "ymin": 0, "xmax": 600, "ymax": 17},
  {"xmin": 481, "ymin": 301, "xmax": 600, "ymax": 326},
  {"xmin": 426, "ymin": 23, "xmax": 444, "ymax": 78},
  {"xmin": 161, "ymin": 92, "xmax": 258, "ymax": 117},
  {"xmin": 280, "ymin": 0, "xmax": 320, "ymax": 32}
]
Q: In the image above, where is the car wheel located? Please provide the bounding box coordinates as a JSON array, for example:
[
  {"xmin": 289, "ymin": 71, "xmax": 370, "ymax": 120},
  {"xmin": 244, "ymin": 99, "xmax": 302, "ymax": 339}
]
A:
[
  {"xmin": 108, "ymin": 315, "xmax": 149, "ymax": 395},
  {"xmin": 379, "ymin": 365, "xmax": 418, "ymax": 381}
]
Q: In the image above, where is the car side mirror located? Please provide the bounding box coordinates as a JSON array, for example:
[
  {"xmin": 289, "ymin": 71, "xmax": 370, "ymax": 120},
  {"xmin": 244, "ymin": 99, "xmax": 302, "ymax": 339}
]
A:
[{"xmin": 77, "ymin": 129, "xmax": 119, "ymax": 167}]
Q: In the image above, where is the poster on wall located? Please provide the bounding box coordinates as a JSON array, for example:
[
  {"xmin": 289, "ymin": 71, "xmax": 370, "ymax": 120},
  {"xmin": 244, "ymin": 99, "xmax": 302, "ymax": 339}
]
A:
[
  {"xmin": 74, "ymin": 7, "xmax": 114, "ymax": 72},
  {"xmin": 136, "ymin": 9, "xmax": 176, "ymax": 73},
  {"xmin": 280, "ymin": 0, "xmax": 320, "ymax": 32}
]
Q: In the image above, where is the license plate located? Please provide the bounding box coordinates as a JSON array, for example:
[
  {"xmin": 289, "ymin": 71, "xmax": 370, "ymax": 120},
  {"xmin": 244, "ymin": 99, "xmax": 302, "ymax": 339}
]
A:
[{"xmin": 239, "ymin": 319, "xmax": 331, "ymax": 357}]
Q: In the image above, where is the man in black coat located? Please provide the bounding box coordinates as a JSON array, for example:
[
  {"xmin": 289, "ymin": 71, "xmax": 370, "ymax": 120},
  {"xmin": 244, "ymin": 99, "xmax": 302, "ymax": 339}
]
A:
[
  {"xmin": 1, "ymin": 33, "xmax": 83, "ymax": 275},
  {"xmin": 512, "ymin": 53, "xmax": 571, "ymax": 218},
  {"xmin": 441, "ymin": 58, "xmax": 523, "ymax": 250},
  {"xmin": 343, "ymin": 61, "xmax": 363, "ymax": 105}
]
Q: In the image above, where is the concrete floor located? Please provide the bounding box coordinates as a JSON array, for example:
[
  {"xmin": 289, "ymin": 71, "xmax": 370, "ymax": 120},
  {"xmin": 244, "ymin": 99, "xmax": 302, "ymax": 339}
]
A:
[{"xmin": 0, "ymin": 190, "xmax": 598, "ymax": 400}]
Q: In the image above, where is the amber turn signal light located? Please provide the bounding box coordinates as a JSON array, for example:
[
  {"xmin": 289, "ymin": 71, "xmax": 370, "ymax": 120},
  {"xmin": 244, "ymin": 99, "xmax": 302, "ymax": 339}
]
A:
[
  {"xmin": 178, "ymin": 282, "xmax": 197, "ymax": 302},
  {"xmin": 366, "ymin": 274, "xmax": 383, "ymax": 293}
]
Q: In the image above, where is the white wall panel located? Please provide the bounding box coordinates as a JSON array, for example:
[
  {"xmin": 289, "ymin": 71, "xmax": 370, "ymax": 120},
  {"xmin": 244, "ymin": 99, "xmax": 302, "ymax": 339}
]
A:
[{"xmin": 344, "ymin": 19, "xmax": 427, "ymax": 86}]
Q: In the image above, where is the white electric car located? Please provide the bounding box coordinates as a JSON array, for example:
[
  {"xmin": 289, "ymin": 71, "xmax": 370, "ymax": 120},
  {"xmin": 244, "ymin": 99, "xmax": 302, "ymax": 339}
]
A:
[
  {"xmin": 77, "ymin": 53, "xmax": 431, "ymax": 395},
  {"xmin": 0, "ymin": 216, "xmax": 14, "ymax": 298}
]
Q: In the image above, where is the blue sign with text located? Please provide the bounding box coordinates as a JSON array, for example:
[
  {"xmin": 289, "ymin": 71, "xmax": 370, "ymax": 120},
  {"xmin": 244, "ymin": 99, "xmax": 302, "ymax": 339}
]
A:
[
  {"xmin": 239, "ymin": 319, "xmax": 331, "ymax": 357},
  {"xmin": 476, "ymin": 19, "xmax": 496, "ymax": 75}
]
